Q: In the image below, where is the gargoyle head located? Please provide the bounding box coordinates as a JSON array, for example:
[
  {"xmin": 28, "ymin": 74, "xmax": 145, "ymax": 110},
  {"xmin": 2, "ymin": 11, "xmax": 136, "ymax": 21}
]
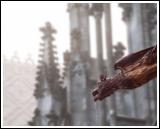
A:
[{"xmin": 92, "ymin": 74, "xmax": 118, "ymax": 101}]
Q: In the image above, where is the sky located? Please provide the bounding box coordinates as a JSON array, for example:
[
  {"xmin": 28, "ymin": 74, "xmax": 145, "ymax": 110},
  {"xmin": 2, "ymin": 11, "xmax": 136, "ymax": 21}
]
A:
[{"xmin": 2, "ymin": 1, "xmax": 128, "ymax": 68}]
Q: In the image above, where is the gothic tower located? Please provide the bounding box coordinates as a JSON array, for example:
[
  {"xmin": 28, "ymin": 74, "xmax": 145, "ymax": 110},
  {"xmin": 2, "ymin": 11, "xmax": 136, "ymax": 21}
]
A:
[{"xmin": 28, "ymin": 22, "xmax": 66, "ymax": 126}]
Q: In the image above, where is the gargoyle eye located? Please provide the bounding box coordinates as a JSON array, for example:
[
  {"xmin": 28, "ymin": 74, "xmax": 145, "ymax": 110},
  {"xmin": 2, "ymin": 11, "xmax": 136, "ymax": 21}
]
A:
[{"xmin": 100, "ymin": 74, "xmax": 107, "ymax": 81}]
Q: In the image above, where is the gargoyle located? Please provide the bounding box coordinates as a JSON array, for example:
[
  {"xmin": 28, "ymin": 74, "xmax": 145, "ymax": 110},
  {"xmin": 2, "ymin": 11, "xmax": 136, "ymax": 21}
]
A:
[{"xmin": 92, "ymin": 45, "xmax": 157, "ymax": 101}]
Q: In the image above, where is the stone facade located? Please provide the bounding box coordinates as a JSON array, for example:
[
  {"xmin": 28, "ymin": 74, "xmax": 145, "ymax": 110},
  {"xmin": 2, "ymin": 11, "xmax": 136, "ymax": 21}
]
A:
[{"xmin": 119, "ymin": 3, "xmax": 157, "ymax": 125}]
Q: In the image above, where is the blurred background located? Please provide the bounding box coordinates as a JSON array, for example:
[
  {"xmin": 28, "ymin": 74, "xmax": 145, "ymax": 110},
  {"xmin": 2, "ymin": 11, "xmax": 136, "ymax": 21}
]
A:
[{"xmin": 2, "ymin": 2, "xmax": 157, "ymax": 126}]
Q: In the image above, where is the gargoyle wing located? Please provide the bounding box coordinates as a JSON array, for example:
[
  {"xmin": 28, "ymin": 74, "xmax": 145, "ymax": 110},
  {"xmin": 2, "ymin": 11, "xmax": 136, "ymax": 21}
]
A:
[{"xmin": 114, "ymin": 46, "xmax": 155, "ymax": 73}]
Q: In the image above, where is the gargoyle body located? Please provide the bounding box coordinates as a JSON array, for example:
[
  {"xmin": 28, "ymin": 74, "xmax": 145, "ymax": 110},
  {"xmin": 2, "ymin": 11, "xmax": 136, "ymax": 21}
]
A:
[{"xmin": 92, "ymin": 45, "xmax": 157, "ymax": 101}]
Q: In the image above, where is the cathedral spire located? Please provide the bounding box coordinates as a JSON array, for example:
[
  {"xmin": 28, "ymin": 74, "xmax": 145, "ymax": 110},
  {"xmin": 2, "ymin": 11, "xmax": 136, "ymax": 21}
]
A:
[{"xmin": 28, "ymin": 22, "xmax": 63, "ymax": 126}]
